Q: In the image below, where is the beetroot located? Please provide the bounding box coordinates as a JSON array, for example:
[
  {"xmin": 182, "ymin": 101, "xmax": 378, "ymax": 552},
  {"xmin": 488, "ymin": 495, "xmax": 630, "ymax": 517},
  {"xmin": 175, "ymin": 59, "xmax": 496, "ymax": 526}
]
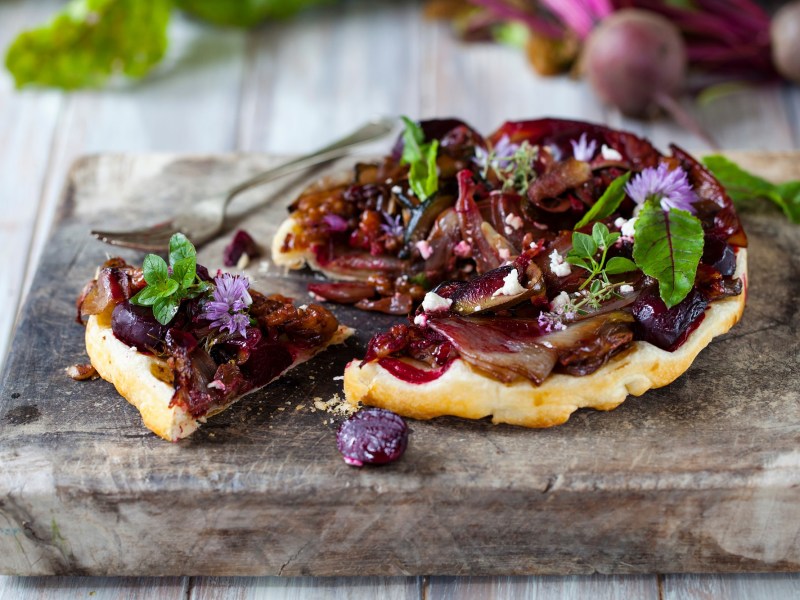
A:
[
  {"xmin": 223, "ymin": 229, "xmax": 260, "ymax": 267},
  {"xmin": 584, "ymin": 9, "xmax": 685, "ymax": 118},
  {"xmin": 771, "ymin": 2, "xmax": 800, "ymax": 83}
]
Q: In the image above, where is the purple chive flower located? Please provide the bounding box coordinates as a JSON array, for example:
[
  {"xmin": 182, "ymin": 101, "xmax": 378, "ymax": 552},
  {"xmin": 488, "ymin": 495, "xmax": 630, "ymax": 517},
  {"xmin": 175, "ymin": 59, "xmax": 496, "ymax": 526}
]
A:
[
  {"xmin": 570, "ymin": 133, "xmax": 598, "ymax": 162},
  {"xmin": 625, "ymin": 163, "xmax": 698, "ymax": 213},
  {"xmin": 537, "ymin": 311, "xmax": 566, "ymax": 333},
  {"xmin": 474, "ymin": 135, "xmax": 520, "ymax": 172},
  {"xmin": 380, "ymin": 212, "xmax": 404, "ymax": 238},
  {"xmin": 201, "ymin": 273, "xmax": 252, "ymax": 338}
]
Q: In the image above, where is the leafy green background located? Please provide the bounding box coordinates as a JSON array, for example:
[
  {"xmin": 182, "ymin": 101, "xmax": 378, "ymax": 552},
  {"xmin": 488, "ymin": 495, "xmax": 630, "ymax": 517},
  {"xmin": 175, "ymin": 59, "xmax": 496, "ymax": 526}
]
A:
[{"xmin": 5, "ymin": 0, "xmax": 330, "ymax": 89}]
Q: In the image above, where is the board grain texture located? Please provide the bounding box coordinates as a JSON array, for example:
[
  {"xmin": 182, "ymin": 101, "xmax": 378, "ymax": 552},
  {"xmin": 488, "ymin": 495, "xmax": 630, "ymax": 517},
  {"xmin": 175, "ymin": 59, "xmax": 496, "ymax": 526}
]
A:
[{"xmin": 0, "ymin": 152, "xmax": 799, "ymax": 577}]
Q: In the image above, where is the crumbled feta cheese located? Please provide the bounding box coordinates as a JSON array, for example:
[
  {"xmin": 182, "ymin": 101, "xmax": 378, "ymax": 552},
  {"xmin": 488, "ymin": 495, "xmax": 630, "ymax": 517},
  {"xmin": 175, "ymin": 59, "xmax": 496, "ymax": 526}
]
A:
[
  {"xmin": 621, "ymin": 216, "xmax": 637, "ymax": 238},
  {"xmin": 620, "ymin": 284, "xmax": 635, "ymax": 295},
  {"xmin": 454, "ymin": 240, "xmax": 472, "ymax": 257},
  {"xmin": 614, "ymin": 217, "xmax": 626, "ymax": 229},
  {"xmin": 492, "ymin": 269, "xmax": 527, "ymax": 297},
  {"xmin": 504, "ymin": 213, "xmax": 524, "ymax": 230},
  {"xmin": 391, "ymin": 185, "xmax": 402, "ymax": 195},
  {"xmin": 413, "ymin": 313, "xmax": 429, "ymax": 327},
  {"xmin": 498, "ymin": 247, "xmax": 511, "ymax": 262},
  {"xmin": 386, "ymin": 178, "xmax": 393, "ymax": 184},
  {"xmin": 549, "ymin": 249, "xmax": 572, "ymax": 277},
  {"xmin": 421, "ymin": 291, "xmax": 452, "ymax": 312},
  {"xmin": 551, "ymin": 291, "xmax": 571, "ymax": 314},
  {"xmin": 601, "ymin": 145, "xmax": 623, "ymax": 161},
  {"xmin": 416, "ymin": 240, "xmax": 434, "ymax": 260}
]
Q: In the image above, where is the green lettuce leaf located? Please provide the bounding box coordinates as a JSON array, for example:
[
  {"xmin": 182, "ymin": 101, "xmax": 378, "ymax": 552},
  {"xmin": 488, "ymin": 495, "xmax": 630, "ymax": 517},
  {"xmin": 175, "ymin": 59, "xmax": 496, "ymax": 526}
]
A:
[
  {"xmin": 5, "ymin": 0, "xmax": 172, "ymax": 89},
  {"xmin": 632, "ymin": 203, "xmax": 704, "ymax": 308}
]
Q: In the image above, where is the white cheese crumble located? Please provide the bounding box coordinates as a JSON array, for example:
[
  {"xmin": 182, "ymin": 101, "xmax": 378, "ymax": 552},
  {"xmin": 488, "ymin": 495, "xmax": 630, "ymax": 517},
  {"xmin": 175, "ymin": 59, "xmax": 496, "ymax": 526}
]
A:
[
  {"xmin": 421, "ymin": 291, "xmax": 452, "ymax": 312},
  {"xmin": 549, "ymin": 249, "xmax": 572, "ymax": 277},
  {"xmin": 498, "ymin": 247, "xmax": 511, "ymax": 262},
  {"xmin": 551, "ymin": 291, "xmax": 571, "ymax": 314},
  {"xmin": 416, "ymin": 240, "xmax": 434, "ymax": 259},
  {"xmin": 621, "ymin": 216, "xmax": 637, "ymax": 238},
  {"xmin": 413, "ymin": 313, "xmax": 429, "ymax": 327},
  {"xmin": 492, "ymin": 269, "xmax": 527, "ymax": 297},
  {"xmin": 619, "ymin": 284, "xmax": 635, "ymax": 295},
  {"xmin": 601, "ymin": 144, "xmax": 623, "ymax": 161},
  {"xmin": 454, "ymin": 240, "xmax": 472, "ymax": 257},
  {"xmin": 391, "ymin": 185, "xmax": 402, "ymax": 195},
  {"xmin": 504, "ymin": 213, "xmax": 524, "ymax": 230}
]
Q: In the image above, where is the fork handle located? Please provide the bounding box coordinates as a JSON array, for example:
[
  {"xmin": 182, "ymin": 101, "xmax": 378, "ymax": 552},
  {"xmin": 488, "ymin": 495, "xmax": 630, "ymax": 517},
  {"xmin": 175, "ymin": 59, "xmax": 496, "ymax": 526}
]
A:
[{"xmin": 224, "ymin": 117, "xmax": 396, "ymax": 203}]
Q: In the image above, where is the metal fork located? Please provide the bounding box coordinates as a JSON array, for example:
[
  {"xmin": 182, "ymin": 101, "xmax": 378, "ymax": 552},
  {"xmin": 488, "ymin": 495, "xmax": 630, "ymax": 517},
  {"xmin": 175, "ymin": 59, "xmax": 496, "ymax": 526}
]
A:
[{"xmin": 91, "ymin": 117, "xmax": 397, "ymax": 251}]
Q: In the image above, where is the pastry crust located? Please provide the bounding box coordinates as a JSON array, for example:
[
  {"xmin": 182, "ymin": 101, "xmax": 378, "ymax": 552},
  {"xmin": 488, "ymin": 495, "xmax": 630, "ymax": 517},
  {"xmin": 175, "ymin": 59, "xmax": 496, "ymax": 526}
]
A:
[
  {"xmin": 344, "ymin": 250, "xmax": 747, "ymax": 428},
  {"xmin": 86, "ymin": 313, "xmax": 352, "ymax": 441}
]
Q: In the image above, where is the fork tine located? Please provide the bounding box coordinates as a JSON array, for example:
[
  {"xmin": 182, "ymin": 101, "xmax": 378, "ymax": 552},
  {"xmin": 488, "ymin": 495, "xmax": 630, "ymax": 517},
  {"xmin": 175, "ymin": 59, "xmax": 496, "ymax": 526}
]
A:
[{"xmin": 91, "ymin": 221, "xmax": 178, "ymax": 251}]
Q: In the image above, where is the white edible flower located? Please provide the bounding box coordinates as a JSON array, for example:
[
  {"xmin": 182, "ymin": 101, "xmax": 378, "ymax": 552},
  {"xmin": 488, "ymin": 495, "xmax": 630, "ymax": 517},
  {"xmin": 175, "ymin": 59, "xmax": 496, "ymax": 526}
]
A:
[
  {"xmin": 601, "ymin": 144, "xmax": 623, "ymax": 161},
  {"xmin": 504, "ymin": 213, "xmax": 524, "ymax": 230},
  {"xmin": 421, "ymin": 291, "xmax": 452, "ymax": 313},
  {"xmin": 492, "ymin": 269, "xmax": 527, "ymax": 297},
  {"xmin": 620, "ymin": 284, "xmax": 635, "ymax": 295},
  {"xmin": 551, "ymin": 291, "xmax": 571, "ymax": 314},
  {"xmin": 549, "ymin": 249, "xmax": 572, "ymax": 277}
]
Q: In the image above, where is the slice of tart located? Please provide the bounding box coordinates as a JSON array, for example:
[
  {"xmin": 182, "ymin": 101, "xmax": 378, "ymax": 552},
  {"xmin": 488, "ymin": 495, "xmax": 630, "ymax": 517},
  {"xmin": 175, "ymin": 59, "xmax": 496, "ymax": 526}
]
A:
[{"xmin": 76, "ymin": 235, "xmax": 352, "ymax": 441}]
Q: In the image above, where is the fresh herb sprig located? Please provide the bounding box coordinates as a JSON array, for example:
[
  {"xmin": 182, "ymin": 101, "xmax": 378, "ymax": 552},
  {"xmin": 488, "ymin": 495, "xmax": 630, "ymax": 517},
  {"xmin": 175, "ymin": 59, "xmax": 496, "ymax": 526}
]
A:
[
  {"xmin": 703, "ymin": 154, "xmax": 800, "ymax": 224},
  {"xmin": 566, "ymin": 222, "xmax": 637, "ymax": 291},
  {"xmin": 129, "ymin": 233, "xmax": 213, "ymax": 325},
  {"xmin": 400, "ymin": 117, "xmax": 439, "ymax": 201}
]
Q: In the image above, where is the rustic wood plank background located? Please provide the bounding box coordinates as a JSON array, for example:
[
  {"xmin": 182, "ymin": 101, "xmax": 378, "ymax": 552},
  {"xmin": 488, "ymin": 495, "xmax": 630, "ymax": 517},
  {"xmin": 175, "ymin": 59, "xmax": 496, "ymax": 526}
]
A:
[{"xmin": 1, "ymin": 0, "xmax": 799, "ymax": 597}]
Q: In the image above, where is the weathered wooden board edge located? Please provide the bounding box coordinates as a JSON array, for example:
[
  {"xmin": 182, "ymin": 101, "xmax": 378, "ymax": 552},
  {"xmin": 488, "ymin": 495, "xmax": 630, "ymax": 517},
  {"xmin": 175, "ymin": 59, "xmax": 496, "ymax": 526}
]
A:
[{"xmin": 2, "ymin": 152, "xmax": 800, "ymax": 577}]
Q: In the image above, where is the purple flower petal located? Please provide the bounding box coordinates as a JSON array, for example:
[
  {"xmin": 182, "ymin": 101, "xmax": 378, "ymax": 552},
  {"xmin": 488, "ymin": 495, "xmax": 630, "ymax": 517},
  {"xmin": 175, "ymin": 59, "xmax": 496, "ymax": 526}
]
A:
[
  {"xmin": 625, "ymin": 163, "xmax": 697, "ymax": 214},
  {"xmin": 570, "ymin": 133, "xmax": 597, "ymax": 162},
  {"xmin": 323, "ymin": 214, "xmax": 349, "ymax": 232}
]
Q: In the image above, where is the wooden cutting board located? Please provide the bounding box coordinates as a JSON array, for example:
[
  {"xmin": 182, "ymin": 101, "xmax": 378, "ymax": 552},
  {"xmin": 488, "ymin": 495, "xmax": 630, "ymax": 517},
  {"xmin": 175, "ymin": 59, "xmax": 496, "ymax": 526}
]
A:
[{"xmin": 1, "ymin": 152, "xmax": 799, "ymax": 577}]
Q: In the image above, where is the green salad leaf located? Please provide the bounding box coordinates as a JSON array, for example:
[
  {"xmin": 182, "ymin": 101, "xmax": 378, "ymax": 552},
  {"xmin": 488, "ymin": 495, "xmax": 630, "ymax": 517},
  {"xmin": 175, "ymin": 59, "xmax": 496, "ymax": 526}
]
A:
[
  {"xmin": 632, "ymin": 203, "xmax": 704, "ymax": 308},
  {"xmin": 5, "ymin": 0, "xmax": 171, "ymax": 89},
  {"xmin": 400, "ymin": 116, "xmax": 440, "ymax": 201},
  {"xmin": 130, "ymin": 233, "xmax": 212, "ymax": 325},
  {"xmin": 574, "ymin": 172, "xmax": 632, "ymax": 229},
  {"xmin": 702, "ymin": 154, "xmax": 800, "ymax": 224}
]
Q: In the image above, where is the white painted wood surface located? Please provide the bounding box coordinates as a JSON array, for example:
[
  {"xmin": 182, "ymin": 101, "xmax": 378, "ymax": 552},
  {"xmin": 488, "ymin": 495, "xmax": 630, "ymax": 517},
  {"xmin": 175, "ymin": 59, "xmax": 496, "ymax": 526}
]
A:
[{"xmin": 1, "ymin": 0, "xmax": 800, "ymax": 597}]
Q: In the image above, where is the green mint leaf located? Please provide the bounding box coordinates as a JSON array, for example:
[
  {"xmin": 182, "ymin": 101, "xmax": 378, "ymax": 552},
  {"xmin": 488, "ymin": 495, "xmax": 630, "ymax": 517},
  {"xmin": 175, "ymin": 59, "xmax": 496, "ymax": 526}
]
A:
[
  {"xmin": 400, "ymin": 116, "xmax": 425, "ymax": 165},
  {"xmin": 604, "ymin": 256, "xmax": 638, "ymax": 275},
  {"xmin": 570, "ymin": 231, "xmax": 597, "ymax": 259},
  {"xmin": 408, "ymin": 140, "xmax": 440, "ymax": 200},
  {"xmin": 5, "ymin": 0, "xmax": 171, "ymax": 90},
  {"xmin": 591, "ymin": 222, "xmax": 619, "ymax": 250},
  {"xmin": 142, "ymin": 254, "xmax": 169, "ymax": 286},
  {"xmin": 565, "ymin": 256, "xmax": 591, "ymax": 271},
  {"xmin": 129, "ymin": 285, "xmax": 162, "ymax": 307},
  {"xmin": 169, "ymin": 233, "xmax": 196, "ymax": 266},
  {"xmin": 171, "ymin": 256, "xmax": 196, "ymax": 289},
  {"xmin": 153, "ymin": 295, "xmax": 180, "ymax": 326},
  {"xmin": 632, "ymin": 204, "xmax": 704, "ymax": 308},
  {"xmin": 176, "ymin": 0, "xmax": 328, "ymax": 27},
  {"xmin": 574, "ymin": 172, "xmax": 632, "ymax": 229},
  {"xmin": 184, "ymin": 280, "xmax": 214, "ymax": 299}
]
